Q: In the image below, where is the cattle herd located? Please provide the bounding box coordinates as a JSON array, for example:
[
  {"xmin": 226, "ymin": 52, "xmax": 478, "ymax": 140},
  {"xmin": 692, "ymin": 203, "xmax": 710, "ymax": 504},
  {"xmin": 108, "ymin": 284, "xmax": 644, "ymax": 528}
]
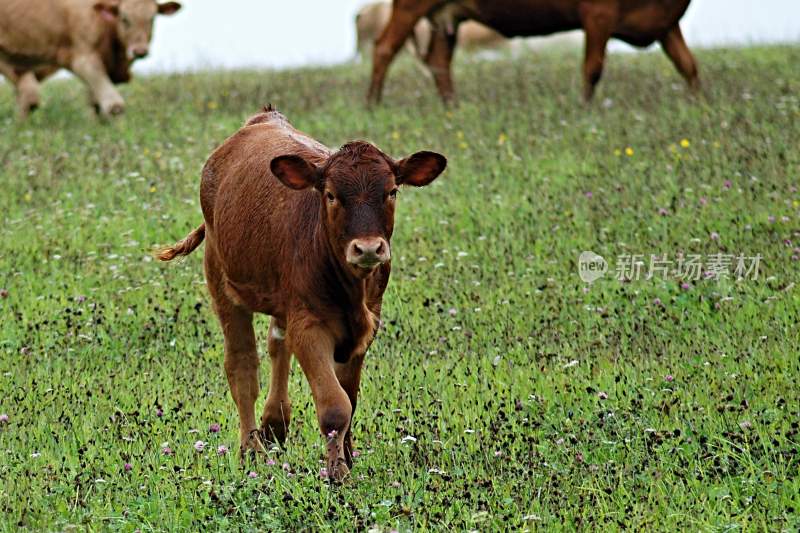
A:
[{"xmin": 3, "ymin": 0, "xmax": 700, "ymax": 481}]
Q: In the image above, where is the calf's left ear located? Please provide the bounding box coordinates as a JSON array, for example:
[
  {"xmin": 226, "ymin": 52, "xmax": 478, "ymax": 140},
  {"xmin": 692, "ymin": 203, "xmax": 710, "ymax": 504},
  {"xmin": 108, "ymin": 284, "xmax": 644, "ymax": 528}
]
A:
[
  {"xmin": 157, "ymin": 2, "xmax": 182, "ymax": 15},
  {"xmin": 270, "ymin": 155, "xmax": 321, "ymax": 190},
  {"xmin": 396, "ymin": 151, "xmax": 447, "ymax": 187}
]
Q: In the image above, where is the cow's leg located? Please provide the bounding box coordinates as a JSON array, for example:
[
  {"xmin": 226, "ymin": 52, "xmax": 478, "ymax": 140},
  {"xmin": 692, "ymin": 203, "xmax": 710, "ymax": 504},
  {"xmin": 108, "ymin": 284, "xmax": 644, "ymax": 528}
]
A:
[
  {"xmin": 70, "ymin": 53, "xmax": 125, "ymax": 116},
  {"xmin": 335, "ymin": 355, "xmax": 365, "ymax": 469},
  {"xmin": 217, "ymin": 303, "xmax": 263, "ymax": 457},
  {"xmin": 219, "ymin": 304, "xmax": 264, "ymax": 458},
  {"xmin": 579, "ymin": 7, "xmax": 614, "ymax": 102},
  {"xmin": 260, "ymin": 317, "xmax": 292, "ymax": 445},
  {"xmin": 289, "ymin": 322, "xmax": 351, "ymax": 481},
  {"xmin": 16, "ymin": 71, "xmax": 42, "ymax": 117},
  {"xmin": 660, "ymin": 24, "xmax": 700, "ymax": 93},
  {"xmin": 367, "ymin": 0, "xmax": 437, "ymax": 105},
  {"xmin": 204, "ymin": 249, "xmax": 263, "ymax": 457},
  {"xmin": 0, "ymin": 63, "xmax": 39, "ymax": 118},
  {"xmin": 424, "ymin": 23, "xmax": 459, "ymax": 104}
]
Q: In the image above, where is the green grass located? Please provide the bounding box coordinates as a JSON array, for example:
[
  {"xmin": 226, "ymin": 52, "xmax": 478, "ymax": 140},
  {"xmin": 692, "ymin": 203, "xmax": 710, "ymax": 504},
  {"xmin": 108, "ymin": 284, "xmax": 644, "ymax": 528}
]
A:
[{"xmin": 1, "ymin": 45, "xmax": 799, "ymax": 530}]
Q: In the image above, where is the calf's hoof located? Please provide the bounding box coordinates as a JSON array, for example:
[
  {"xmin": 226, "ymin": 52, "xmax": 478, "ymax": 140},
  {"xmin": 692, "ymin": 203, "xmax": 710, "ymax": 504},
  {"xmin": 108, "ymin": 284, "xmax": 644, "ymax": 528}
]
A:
[
  {"xmin": 260, "ymin": 415, "xmax": 289, "ymax": 446},
  {"xmin": 327, "ymin": 458, "xmax": 350, "ymax": 483},
  {"xmin": 239, "ymin": 429, "xmax": 268, "ymax": 462}
]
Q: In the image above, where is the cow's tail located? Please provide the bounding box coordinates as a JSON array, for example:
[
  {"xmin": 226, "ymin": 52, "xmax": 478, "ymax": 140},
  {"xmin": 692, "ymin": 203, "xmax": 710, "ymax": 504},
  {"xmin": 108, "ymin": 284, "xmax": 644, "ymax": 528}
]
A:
[{"xmin": 156, "ymin": 223, "xmax": 206, "ymax": 261}]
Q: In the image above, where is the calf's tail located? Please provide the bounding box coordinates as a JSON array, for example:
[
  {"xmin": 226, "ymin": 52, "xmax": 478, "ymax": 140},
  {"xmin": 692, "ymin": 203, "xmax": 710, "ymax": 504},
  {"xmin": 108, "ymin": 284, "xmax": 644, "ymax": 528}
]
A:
[{"xmin": 157, "ymin": 223, "xmax": 205, "ymax": 261}]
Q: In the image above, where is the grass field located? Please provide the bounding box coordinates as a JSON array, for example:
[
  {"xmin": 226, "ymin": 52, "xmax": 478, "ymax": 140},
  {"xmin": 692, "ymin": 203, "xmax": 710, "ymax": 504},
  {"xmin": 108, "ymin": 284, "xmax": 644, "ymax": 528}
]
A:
[{"xmin": 1, "ymin": 44, "xmax": 799, "ymax": 530}]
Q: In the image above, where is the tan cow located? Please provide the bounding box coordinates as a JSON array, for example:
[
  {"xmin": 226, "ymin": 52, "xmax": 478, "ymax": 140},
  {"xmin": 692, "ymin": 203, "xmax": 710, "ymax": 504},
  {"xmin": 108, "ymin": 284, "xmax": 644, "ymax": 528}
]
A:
[
  {"xmin": 356, "ymin": 1, "xmax": 428, "ymax": 60},
  {"xmin": 355, "ymin": 1, "xmax": 505, "ymax": 61},
  {"xmin": 0, "ymin": 0, "xmax": 181, "ymax": 117}
]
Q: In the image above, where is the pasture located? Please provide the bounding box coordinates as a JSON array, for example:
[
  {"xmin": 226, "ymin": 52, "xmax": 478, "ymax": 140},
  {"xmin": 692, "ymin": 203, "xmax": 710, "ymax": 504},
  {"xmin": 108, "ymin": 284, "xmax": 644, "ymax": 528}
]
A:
[{"xmin": 1, "ymin": 45, "xmax": 799, "ymax": 530}]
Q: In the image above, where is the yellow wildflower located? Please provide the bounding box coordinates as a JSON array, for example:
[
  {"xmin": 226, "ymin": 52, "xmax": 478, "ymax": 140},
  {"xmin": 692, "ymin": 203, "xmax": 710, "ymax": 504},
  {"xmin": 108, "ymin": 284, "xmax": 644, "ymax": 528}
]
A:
[
  {"xmin": 680, "ymin": 139, "xmax": 690, "ymax": 148},
  {"xmin": 625, "ymin": 147, "xmax": 634, "ymax": 157},
  {"xmin": 497, "ymin": 133, "xmax": 507, "ymax": 146}
]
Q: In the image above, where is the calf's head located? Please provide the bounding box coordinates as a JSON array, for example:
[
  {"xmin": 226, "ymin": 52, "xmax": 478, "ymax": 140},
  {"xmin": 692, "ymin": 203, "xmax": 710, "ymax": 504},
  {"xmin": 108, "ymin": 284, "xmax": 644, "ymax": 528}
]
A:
[
  {"xmin": 94, "ymin": 0, "xmax": 181, "ymax": 60},
  {"xmin": 271, "ymin": 142, "xmax": 446, "ymax": 277}
]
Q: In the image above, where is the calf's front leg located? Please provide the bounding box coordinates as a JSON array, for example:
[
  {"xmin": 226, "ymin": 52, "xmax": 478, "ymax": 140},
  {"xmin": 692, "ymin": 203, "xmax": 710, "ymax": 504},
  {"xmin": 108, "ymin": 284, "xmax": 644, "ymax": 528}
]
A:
[
  {"xmin": 70, "ymin": 53, "xmax": 124, "ymax": 116},
  {"xmin": 335, "ymin": 354, "xmax": 365, "ymax": 469},
  {"xmin": 289, "ymin": 322, "xmax": 352, "ymax": 481}
]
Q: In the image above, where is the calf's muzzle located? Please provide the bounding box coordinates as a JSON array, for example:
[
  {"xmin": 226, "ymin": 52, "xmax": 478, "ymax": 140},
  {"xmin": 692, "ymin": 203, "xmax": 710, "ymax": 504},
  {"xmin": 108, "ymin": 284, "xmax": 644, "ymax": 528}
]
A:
[{"xmin": 346, "ymin": 237, "xmax": 390, "ymax": 269}]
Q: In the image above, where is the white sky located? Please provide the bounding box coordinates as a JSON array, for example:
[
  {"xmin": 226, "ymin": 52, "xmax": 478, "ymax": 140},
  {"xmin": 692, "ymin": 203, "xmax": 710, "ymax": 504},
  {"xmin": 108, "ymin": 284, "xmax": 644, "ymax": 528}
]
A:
[{"xmin": 75, "ymin": 0, "xmax": 800, "ymax": 73}]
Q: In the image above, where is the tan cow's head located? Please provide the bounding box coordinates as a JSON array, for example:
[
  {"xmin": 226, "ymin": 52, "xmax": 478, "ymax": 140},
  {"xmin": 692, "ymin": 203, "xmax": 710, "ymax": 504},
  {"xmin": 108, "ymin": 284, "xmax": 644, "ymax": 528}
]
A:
[{"xmin": 94, "ymin": 0, "xmax": 181, "ymax": 60}]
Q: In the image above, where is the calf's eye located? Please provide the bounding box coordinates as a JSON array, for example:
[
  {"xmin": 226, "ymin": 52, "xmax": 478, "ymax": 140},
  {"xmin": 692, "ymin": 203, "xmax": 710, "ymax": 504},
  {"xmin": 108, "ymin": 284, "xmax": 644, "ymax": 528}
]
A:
[
  {"xmin": 388, "ymin": 189, "xmax": 398, "ymax": 200},
  {"xmin": 326, "ymin": 191, "xmax": 335, "ymax": 203}
]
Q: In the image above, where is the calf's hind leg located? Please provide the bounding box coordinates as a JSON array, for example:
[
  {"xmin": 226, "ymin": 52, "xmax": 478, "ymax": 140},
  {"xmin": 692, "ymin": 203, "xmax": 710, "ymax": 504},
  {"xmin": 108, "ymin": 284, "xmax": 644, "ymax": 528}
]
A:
[
  {"xmin": 206, "ymin": 254, "xmax": 263, "ymax": 457},
  {"xmin": 260, "ymin": 318, "xmax": 292, "ymax": 444}
]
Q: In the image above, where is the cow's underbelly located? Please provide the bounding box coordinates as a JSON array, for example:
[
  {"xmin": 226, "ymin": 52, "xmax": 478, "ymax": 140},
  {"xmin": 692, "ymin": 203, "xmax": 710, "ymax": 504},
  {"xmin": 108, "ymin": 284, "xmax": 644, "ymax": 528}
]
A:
[
  {"xmin": 0, "ymin": 43, "xmax": 71, "ymax": 70},
  {"xmin": 223, "ymin": 277, "xmax": 281, "ymax": 316},
  {"xmin": 465, "ymin": 0, "xmax": 580, "ymax": 37},
  {"xmin": 458, "ymin": 0, "xmax": 687, "ymax": 43}
]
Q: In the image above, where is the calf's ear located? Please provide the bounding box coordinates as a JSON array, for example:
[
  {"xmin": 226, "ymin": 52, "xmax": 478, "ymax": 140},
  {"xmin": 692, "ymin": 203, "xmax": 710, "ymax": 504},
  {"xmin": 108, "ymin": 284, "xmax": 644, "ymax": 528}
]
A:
[
  {"xmin": 396, "ymin": 151, "xmax": 447, "ymax": 187},
  {"xmin": 93, "ymin": 1, "xmax": 119, "ymax": 22},
  {"xmin": 157, "ymin": 2, "xmax": 182, "ymax": 15},
  {"xmin": 270, "ymin": 155, "xmax": 321, "ymax": 190}
]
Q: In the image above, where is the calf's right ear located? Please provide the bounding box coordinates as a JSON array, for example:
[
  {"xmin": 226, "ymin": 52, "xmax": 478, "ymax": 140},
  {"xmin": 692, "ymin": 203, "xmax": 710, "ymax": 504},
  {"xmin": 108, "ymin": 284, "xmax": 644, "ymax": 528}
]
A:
[
  {"xmin": 270, "ymin": 155, "xmax": 321, "ymax": 190},
  {"xmin": 93, "ymin": 0, "xmax": 119, "ymax": 22}
]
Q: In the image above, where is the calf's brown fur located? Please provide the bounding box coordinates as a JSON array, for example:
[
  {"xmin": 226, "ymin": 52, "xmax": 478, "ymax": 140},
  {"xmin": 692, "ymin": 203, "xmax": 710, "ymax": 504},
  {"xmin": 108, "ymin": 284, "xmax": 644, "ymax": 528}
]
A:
[
  {"xmin": 367, "ymin": 0, "xmax": 699, "ymax": 104},
  {"xmin": 159, "ymin": 107, "xmax": 446, "ymax": 481}
]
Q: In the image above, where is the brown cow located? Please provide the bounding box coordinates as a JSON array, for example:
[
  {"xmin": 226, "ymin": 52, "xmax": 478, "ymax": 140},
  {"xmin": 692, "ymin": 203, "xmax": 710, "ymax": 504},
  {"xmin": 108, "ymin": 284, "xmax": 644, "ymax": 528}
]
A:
[
  {"xmin": 0, "ymin": 0, "xmax": 181, "ymax": 117},
  {"xmin": 158, "ymin": 106, "xmax": 447, "ymax": 481},
  {"xmin": 367, "ymin": 0, "xmax": 699, "ymax": 104}
]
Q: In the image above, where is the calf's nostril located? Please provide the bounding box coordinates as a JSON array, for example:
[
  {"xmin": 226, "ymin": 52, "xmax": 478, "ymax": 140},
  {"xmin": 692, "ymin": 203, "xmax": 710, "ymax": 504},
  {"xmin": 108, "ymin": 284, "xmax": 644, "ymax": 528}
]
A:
[{"xmin": 352, "ymin": 243, "xmax": 364, "ymax": 256}]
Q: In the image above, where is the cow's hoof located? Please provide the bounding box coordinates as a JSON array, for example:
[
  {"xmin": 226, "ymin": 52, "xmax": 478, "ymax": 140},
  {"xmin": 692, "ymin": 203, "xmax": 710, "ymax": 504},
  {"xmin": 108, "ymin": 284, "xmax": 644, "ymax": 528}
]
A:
[
  {"xmin": 260, "ymin": 417, "xmax": 288, "ymax": 446},
  {"xmin": 108, "ymin": 103, "xmax": 125, "ymax": 116},
  {"xmin": 327, "ymin": 458, "xmax": 350, "ymax": 483},
  {"xmin": 239, "ymin": 429, "xmax": 268, "ymax": 462}
]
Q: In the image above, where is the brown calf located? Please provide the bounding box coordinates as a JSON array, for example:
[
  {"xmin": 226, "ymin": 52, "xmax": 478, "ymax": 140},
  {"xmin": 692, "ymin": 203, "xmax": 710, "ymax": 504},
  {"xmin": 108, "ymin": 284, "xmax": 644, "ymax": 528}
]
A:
[
  {"xmin": 367, "ymin": 0, "xmax": 699, "ymax": 104},
  {"xmin": 158, "ymin": 107, "xmax": 446, "ymax": 481}
]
